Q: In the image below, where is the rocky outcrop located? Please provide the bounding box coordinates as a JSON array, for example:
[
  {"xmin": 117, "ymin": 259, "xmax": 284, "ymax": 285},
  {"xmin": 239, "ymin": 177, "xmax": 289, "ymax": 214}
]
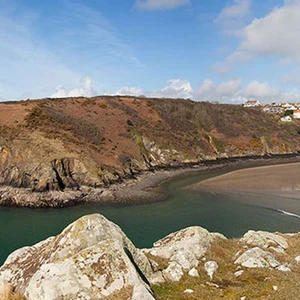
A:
[
  {"xmin": 0, "ymin": 158, "xmax": 98, "ymax": 192},
  {"xmin": 241, "ymin": 230, "xmax": 288, "ymax": 253},
  {"xmin": 0, "ymin": 215, "xmax": 299, "ymax": 299},
  {"xmin": 234, "ymin": 247, "xmax": 281, "ymax": 268},
  {"xmin": 204, "ymin": 261, "xmax": 219, "ymax": 280},
  {"xmin": 0, "ymin": 214, "xmax": 154, "ymax": 300},
  {"xmin": 143, "ymin": 226, "xmax": 226, "ymax": 282}
]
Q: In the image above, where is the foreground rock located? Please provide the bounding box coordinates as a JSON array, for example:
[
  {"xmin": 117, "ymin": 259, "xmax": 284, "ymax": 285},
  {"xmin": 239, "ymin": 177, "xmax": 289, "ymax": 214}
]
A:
[
  {"xmin": 0, "ymin": 215, "xmax": 299, "ymax": 300},
  {"xmin": 234, "ymin": 247, "xmax": 281, "ymax": 268},
  {"xmin": 144, "ymin": 226, "xmax": 226, "ymax": 282},
  {"xmin": 0, "ymin": 214, "xmax": 154, "ymax": 300},
  {"xmin": 241, "ymin": 230, "xmax": 288, "ymax": 253}
]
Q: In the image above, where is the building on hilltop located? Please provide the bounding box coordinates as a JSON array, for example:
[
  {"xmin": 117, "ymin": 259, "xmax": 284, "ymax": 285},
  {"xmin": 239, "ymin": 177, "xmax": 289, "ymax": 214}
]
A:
[
  {"xmin": 281, "ymin": 116, "xmax": 293, "ymax": 122},
  {"xmin": 293, "ymin": 110, "xmax": 300, "ymax": 119},
  {"xmin": 263, "ymin": 106, "xmax": 283, "ymax": 114},
  {"xmin": 243, "ymin": 100, "xmax": 261, "ymax": 107}
]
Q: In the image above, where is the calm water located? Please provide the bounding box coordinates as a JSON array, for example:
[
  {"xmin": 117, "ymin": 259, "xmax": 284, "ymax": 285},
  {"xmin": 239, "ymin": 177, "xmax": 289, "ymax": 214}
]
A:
[{"xmin": 1, "ymin": 167, "xmax": 300, "ymax": 265}]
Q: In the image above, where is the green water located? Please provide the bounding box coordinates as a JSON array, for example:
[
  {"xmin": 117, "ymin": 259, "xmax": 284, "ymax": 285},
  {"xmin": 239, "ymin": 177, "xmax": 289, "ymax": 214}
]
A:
[{"xmin": 1, "ymin": 168, "xmax": 300, "ymax": 265}]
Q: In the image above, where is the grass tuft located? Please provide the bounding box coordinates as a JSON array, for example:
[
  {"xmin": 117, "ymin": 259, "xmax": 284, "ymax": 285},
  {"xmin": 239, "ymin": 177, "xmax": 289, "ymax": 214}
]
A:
[{"xmin": 0, "ymin": 284, "xmax": 26, "ymax": 300}]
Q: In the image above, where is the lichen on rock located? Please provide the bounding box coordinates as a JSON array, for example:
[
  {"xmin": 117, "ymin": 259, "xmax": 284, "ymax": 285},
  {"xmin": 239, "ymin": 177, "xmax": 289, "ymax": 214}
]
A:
[{"xmin": 0, "ymin": 214, "xmax": 154, "ymax": 300}]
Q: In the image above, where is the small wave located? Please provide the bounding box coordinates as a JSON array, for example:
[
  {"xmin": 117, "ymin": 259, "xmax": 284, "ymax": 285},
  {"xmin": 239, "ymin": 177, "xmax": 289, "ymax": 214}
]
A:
[{"xmin": 277, "ymin": 209, "xmax": 300, "ymax": 219}]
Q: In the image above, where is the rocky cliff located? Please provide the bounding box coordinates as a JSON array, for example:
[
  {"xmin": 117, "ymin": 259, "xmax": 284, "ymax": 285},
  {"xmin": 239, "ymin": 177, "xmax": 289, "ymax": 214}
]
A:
[
  {"xmin": 0, "ymin": 214, "xmax": 299, "ymax": 300},
  {"xmin": 1, "ymin": 96, "xmax": 300, "ymax": 207}
]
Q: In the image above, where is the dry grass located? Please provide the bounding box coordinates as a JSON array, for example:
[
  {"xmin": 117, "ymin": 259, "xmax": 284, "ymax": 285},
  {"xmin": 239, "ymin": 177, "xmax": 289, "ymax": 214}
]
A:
[
  {"xmin": 152, "ymin": 236, "xmax": 300, "ymax": 300},
  {"xmin": 0, "ymin": 285, "xmax": 26, "ymax": 300}
]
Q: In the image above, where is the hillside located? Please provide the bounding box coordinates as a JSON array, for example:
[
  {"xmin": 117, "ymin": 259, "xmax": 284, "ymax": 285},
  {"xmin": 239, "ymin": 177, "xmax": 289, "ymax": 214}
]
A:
[{"xmin": 0, "ymin": 96, "xmax": 300, "ymax": 206}]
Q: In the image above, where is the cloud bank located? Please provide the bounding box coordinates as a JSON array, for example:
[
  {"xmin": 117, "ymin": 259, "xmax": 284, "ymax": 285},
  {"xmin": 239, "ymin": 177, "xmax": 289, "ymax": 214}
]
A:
[
  {"xmin": 51, "ymin": 77, "xmax": 97, "ymax": 98},
  {"xmin": 218, "ymin": 1, "xmax": 300, "ymax": 71},
  {"xmin": 115, "ymin": 78, "xmax": 300, "ymax": 103},
  {"xmin": 116, "ymin": 79, "xmax": 193, "ymax": 99}
]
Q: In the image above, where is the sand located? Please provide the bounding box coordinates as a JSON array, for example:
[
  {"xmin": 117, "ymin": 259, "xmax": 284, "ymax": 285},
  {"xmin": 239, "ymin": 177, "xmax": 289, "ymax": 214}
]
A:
[
  {"xmin": 194, "ymin": 162, "xmax": 300, "ymax": 192},
  {"xmin": 190, "ymin": 162, "xmax": 300, "ymax": 215}
]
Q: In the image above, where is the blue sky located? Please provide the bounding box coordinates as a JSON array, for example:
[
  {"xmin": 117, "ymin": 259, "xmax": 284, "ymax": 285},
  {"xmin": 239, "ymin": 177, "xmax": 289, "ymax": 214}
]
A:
[{"xmin": 1, "ymin": 0, "xmax": 300, "ymax": 103}]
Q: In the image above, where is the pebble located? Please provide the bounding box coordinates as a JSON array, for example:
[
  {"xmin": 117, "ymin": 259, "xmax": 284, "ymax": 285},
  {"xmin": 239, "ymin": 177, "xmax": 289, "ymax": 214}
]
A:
[
  {"xmin": 188, "ymin": 268, "xmax": 199, "ymax": 277},
  {"xmin": 234, "ymin": 270, "xmax": 244, "ymax": 277}
]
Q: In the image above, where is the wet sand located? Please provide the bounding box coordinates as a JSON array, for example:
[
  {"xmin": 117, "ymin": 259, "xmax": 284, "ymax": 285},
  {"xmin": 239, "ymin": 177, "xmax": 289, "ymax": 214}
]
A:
[
  {"xmin": 193, "ymin": 162, "xmax": 300, "ymax": 191},
  {"xmin": 191, "ymin": 162, "xmax": 300, "ymax": 215}
]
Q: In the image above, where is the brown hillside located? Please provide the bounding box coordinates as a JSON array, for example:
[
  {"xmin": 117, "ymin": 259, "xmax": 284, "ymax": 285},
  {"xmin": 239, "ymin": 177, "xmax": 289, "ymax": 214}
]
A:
[{"xmin": 0, "ymin": 96, "xmax": 300, "ymax": 201}]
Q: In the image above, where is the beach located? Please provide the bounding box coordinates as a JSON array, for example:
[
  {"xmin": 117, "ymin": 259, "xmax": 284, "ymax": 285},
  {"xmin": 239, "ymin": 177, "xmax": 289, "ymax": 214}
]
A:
[
  {"xmin": 91, "ymin": 156, "xmax": 300, "ymax": 205},
  {"xmin": 193, "ymin": 162, "xmax": 300, "ymax": 191},
  {"xmin": 191, "ymin": 162, "xmax": 300, "ymax": 215}
]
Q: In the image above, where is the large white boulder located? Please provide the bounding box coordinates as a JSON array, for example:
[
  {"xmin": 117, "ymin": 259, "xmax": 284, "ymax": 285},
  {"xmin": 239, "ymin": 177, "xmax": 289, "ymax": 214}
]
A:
[
  {"xmin": 0, "ymin": 214, "xmax": 154, "ymax": 300},
  {"xmin": 144, "ymin": 226, "xmax": 225, "ymax": 279},
  {"xmin": 234, "ymin": 247, "xmax": 280, "ymax": 268},
  {"xmin": 204, "ymin": 261, "xmax": 218, "ymax": 280},
  {"xmin": 162, "ymin": 262, "xmax": 184, "ymax": 282},
  {"xmin": 241, "ymin": 231, "xmax": 288, "ymax": 253}
]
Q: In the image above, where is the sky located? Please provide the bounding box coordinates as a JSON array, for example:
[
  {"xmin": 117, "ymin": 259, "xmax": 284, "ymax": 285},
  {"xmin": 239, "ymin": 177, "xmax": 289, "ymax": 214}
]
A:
[{"xmin": 1, "ymin": 0, "xmax": 300, "ymax": 103}]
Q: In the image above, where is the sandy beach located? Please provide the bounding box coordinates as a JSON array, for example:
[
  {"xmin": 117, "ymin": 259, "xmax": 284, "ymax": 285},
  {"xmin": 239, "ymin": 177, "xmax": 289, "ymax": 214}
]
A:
[
  {"xmin": 190, "ymin": 162, "xmax": 300, "ymax": 215},
  {"xmin": 96, "ymin": 157, "xmax": 300, "ymax": 205},
  {"xmin": 193, "ymin": 162, "xmax": 300, "ymax": 191}
]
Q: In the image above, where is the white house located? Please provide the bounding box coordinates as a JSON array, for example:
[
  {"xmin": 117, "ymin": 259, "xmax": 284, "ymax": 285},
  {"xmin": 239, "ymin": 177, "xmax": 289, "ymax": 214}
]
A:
[
  {"xmin": 263, "ymin": 106, "xmax": 283, "ymax": 114},
  {"xmin": 293, "ymin": 110, "xmax": 300, "ymax": 119},
  {"xmin": 243, "ymin": 100, "xmax": 261, "ymax": 107},
  {"xmin": 281, "ymin": 103, "xmax": 292, "ymax": 108},
  {"xmin": 281, "ymin": 116, "xmax": 292, "ymax": 122},
  {"xmin": 285, "ymin": 105, "xmax": 297, "ymax": 111}
]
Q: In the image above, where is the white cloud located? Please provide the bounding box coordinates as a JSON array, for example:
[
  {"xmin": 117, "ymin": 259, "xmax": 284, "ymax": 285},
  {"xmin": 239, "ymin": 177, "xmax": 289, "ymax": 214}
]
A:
[
  {"xmin": 223, "ymin": 1, "xmax": 300, "ymax": 68},
  {"xmin": 244, "ymin": 81, "xmax": 279, "ymax": 99},
  {"xmin": 194, "ymin": 78, "xmax": 300, "ymax": 103},
  {"xmin": 135, "ymin": 0, "xmax": 190, "ymax": 10},
  {"xmin": 116, "ymin": 86, "xmax": 144, "ymax": 96},
  {"xmin": 216, "ymin": 0, "xmax": 252, "ymax": 34},
  {"xmin": 116, "ymin": 79, "xmax": 193, "ymax": 99},
  {"xmin": 219, "ymin": 0, "xmax": 252, "ymax": 19},
  {"xmin": 50, "ymin": 77, "xmax": 97, "ymax": 98},
  {"xmin": 151, "ymin": 79, "xmax": 193, "ymax": 98},
  {"xmin": 240, "ymin": 4, "xmax": 300, "ymax": 57},
  {"xmin": 52, "ymin": 77, "xmax": 300, "ymax": 104},
  {"xmin": 196, "ymin": 79, "xmax": 242, "ymax": 102}
]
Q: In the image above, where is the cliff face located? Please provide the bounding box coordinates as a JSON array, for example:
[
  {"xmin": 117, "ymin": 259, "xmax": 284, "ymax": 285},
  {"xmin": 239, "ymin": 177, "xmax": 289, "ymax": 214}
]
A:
[
  {"xmin": 0, "ymin": 214, "xmax": 299, "ymax": 300},
  {"xmin": 0, "ymin": 96, "xmax": 300, "ymax": 206}
]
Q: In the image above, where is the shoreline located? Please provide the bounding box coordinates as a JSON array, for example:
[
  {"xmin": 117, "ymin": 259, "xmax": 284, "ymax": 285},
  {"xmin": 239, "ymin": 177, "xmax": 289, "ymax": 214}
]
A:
[
  {"xmin": 1, "ymin": 154, "xmax": 300, "ymax": 208},
  {"xmin": 190, "ymin": 161, "xmax": 300, "ymax": 215},
  {"xmin": 192, "ymin": 161, "xmax": 300, "ymax": 192}
]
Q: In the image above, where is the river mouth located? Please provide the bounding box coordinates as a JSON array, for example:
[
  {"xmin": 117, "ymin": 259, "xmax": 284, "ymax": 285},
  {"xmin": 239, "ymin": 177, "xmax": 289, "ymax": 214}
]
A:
[{"xmin": 1, "ymin": 164, "xmax": 300, "ymax": 265}]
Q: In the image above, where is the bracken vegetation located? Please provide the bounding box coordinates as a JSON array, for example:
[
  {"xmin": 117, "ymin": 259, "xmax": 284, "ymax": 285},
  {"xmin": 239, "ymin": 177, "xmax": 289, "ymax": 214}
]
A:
[{"xmin": 1, "ymin": 96, "xmax": 300, "ymax": 179}]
